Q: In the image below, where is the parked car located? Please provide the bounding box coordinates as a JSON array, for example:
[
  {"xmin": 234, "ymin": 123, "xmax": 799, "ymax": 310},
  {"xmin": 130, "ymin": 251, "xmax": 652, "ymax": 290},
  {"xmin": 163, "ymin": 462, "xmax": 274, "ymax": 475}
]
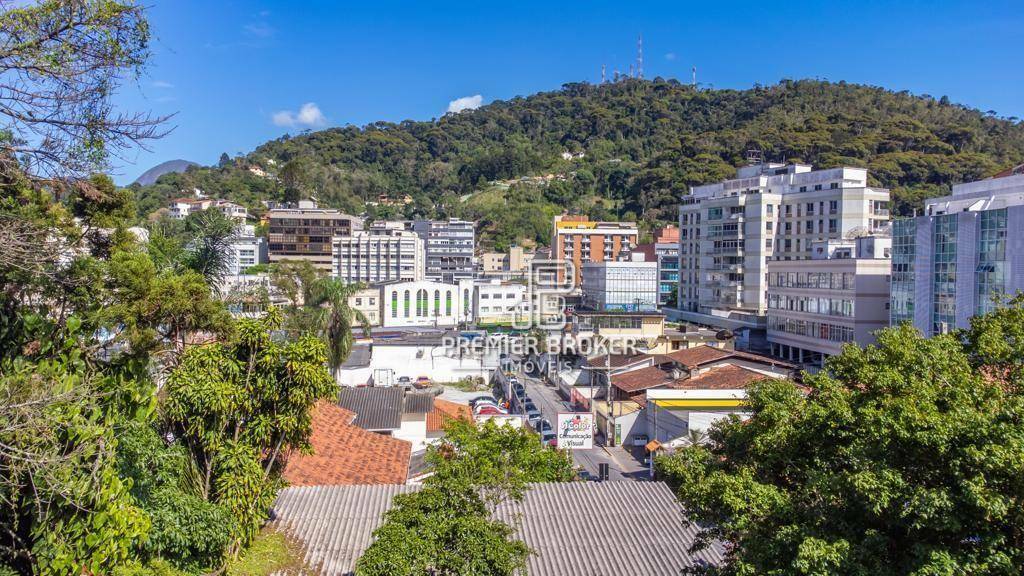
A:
[
  {"xmin": 396, "ymin": 376, "xmax": 412, "ymax": 387},
  {"xmin": 524, "ymin": 399, "xmax": 537, "ymax": 413},
  {"xmin": 525, "ymin": 407, "xmax": 542, "ymax": 425},
  {"xmin": 472, "ymin": 399, "xmax": 501, "ymax": 412},
  {"xmin": 537, "ymin": 419, "xmax": 557, "ymax": 446},
  {"xmin": 475, "ymin": 405, "xmax": 508, "ymax": 416},
  {"xmin": 512, "ymin": 383, "xmax": 526, "ymax": 398},
  {"xmin": 414, "ymin": 376, "xmax": 431, "ymax": 389},
  {"xmin": 468, "ymin": 395, "xmax": 497, "ymax": 408}
]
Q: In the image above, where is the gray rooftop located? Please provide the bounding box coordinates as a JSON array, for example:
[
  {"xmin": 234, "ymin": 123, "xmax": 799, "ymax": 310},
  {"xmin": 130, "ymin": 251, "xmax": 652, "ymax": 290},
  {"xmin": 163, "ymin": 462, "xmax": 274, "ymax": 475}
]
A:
[
  {"xmin": 340, "ymin": 345, "xmax": 371, "ymax": 369},
  {"xmin": 337, "ymin": 387, "xmax": 404, "ymax": 431},
  {"xmin": 270, "ymin": 482, "xmax": 723, "ymax": 575},
  {"xmin": 402, "ymin": 392, "xmax": 434, "ymax": 415}
]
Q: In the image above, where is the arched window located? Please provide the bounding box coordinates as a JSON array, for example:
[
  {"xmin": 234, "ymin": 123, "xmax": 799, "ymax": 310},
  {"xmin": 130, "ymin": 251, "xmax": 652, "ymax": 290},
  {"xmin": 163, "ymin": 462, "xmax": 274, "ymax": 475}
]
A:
[
  {"xmin": 403, "ymin": 290, "xmax": 410, "ymax": 317},
  {"xmin": 391, "ymin": 291, "xmax": 398, "ymax": 318},
  {"xmin": 433, "ymin": 290, "xmax": 441, "ymax": 317},
  {"xmin": 445, "ymin": 290, "xmax": 452, "ymax": 316},
  {"xmin": 417, "ymin": 289, "xmax": 428, "ymax": 317},
  {"xmin": 463, "ymin": 288, "xmax": 470, "ymax": 315}
]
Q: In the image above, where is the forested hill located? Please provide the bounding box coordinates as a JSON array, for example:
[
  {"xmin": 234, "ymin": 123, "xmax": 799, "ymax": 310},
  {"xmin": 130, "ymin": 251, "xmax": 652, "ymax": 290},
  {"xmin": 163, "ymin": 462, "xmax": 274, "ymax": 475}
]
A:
[{"xmin": 131, "ymin": 78, "xmax": 1024, "ymax": 250}]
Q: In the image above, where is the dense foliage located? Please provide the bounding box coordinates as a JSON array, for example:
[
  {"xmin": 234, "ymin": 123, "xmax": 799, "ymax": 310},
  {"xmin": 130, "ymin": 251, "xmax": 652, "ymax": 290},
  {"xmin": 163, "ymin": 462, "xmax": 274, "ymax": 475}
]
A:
[
  {"xmin": 656, "ymin": 319, "xmax": 1024, "ymax": 575},
  {"xmin": 131, "ymin": 79, "xmax": 1024, "ymax": 247},
  {"xmin": 355, "ymin": 419, "xmax": 576, "ymax": 575}
]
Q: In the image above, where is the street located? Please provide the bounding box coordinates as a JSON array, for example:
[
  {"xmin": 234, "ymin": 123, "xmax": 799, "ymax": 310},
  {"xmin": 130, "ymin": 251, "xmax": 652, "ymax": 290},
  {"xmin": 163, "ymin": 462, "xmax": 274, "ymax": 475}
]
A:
[{"xmin": 508, "ymin": 364, "xmax": 649, "ymax": 481}]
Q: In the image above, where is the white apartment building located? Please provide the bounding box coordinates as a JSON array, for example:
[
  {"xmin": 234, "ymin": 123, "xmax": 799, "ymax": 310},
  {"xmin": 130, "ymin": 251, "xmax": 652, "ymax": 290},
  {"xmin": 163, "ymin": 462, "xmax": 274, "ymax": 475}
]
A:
[
  {"xmin": 677, "ymin": 163, "xmax": 890, "ymax": 330},
  {"xmin": 412, "ymin": 219, "xmax": 476, "ymax": 283},
  {"xmin": 332, "ymin": 221, "xmax": 424, "ymax": 284},
  {"xmin": 891, "ymin": 166, "xmax": 1024, "ymax": 336},
  {"xmin": 379, "ymin": 279, "xmax": 474, "ymax": 328},
  {"xmin": 227, "ymin": 224, "xmax": 267, "ymax": 276},
  {"xmin": 580, "ymin": 256, "xmax": 659, "ymax": 312},
  {"xmin": 767, "ymin": 236, "xmax": 891, "ymax": 369},
  {"xmin": 474, "ymin": 280, "xmax": 529, "ymax": 326},
  {"xmin": 168, "ymin": 198, "xmax": 248, "ymax": 223}
]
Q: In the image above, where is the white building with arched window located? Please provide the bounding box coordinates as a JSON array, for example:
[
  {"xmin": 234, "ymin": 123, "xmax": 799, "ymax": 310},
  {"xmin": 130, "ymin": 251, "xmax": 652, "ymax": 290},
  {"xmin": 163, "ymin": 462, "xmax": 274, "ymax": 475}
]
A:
[{"xmin": 379, "ymin": 279, "xmax": 474, "ymax": 328}]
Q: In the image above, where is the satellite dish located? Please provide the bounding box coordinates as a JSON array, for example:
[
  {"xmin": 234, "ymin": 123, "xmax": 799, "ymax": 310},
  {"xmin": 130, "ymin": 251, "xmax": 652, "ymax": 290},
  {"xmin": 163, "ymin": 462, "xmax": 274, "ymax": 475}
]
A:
[{"xmin": 715, "ymin": 329, "xmax": 734, "ymax": 341}]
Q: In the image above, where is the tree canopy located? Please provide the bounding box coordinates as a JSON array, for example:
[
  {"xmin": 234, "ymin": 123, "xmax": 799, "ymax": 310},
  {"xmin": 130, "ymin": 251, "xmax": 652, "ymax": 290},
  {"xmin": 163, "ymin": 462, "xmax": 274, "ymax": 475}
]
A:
[
  {"xmin": 656, "ymin": 321, "xmax": 1024, "ymax": 575},
  {"xmin": 355, "ymin": 419, "xmax": 576, "ymax": 576}
]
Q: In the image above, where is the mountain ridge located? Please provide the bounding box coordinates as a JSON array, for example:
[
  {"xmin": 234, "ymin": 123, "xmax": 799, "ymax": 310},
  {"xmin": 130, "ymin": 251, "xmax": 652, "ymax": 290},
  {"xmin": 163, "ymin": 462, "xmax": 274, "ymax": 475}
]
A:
[{"xmin": 130, "ymin": 78, "xmax": 1024, "ymax": 249}]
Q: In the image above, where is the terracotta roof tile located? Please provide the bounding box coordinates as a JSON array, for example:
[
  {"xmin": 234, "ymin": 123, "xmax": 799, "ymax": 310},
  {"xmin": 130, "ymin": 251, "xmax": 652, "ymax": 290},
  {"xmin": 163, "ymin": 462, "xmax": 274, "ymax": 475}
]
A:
[
  {"xmin": 427, "ymin": 398, "xmax": 472, "ymax": 433},
  {"xmin": 611, "ymin": 365, "xmax": 676, "ymax": 393},
  {"xmin": 282, "ymin": 402, "xmax": 411, "ymax": 486},
  {"xmin": 670, "ymin": 364, "xmax": 768, "ymax": 390},
  {"xmin": 661, "ymin": 346, "xmax": 734, "ymax": 368}
]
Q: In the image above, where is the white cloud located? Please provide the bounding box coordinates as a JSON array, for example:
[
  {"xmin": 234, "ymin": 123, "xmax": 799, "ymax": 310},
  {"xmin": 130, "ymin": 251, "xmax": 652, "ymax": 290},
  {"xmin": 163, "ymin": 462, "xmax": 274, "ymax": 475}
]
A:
[
  {"xmin": 244, "ymin": 21, "xmax": 275, "ymax": 38},
  {"xmin": 446, "ymin": 94, "xmax": 483, "ymax": 114},
  {"xmin": 664, "ymin": 52, "xmax": 677, "ymax": 61},
  {"xmin": 272, "ymin": 103, "xmax": 327, "ymax": 128},
  {"xmin": 152, "ymin": 80, "xmax": 174, "ymax": 89}
]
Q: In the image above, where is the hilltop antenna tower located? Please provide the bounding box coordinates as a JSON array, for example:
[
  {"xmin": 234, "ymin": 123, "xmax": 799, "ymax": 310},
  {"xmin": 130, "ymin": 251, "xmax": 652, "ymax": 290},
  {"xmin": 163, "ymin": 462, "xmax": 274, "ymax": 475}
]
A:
[
  {"xmin": 629, "ymin": 63, "xmax": 634, "ymax": 78},
  {"xmin": 636, "ymin": 34, "xmax": 644, "ymax": 79},
  {"xmin": 601, "ymin": 64, "xmax": 606, "ymax": 84},
  {"xmin": 692, "ymin": 66, "xmax": 697, "ymax": 88}
]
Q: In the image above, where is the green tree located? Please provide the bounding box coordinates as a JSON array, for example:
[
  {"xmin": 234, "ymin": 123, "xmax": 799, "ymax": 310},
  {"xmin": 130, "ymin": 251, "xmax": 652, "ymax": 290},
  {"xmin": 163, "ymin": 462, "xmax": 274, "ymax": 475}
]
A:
[
  {"xmin": 356, "ymin": 420, "xmax": 575, "ymax": 575},
  {"xmin": 182, "ymin": 208, "xmax": 237, "ymax": 288},
  {"xmin": 163, "ymin": 310, "xmax": 336, "ymax": 550},
  {"xmin": 0, "ymin": 0, "xmax": 168, "ymax": 180},
  {"xmin": 656, "ymin": 324, "xmax": 1024, "ymax": 575},
  {"xmin": 0, "ymin": 320, "xmax": 150, "ymax": 576},
  {"xmin": 305, "ymin": 278, "xmax": 370, "ymax": 379}
]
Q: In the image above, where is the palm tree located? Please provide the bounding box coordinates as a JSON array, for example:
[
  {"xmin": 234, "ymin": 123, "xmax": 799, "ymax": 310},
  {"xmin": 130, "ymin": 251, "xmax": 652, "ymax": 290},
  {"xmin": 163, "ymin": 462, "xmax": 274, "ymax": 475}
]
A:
[{"xmin": 307, "ymin": 278, "xmax": 371, "ymax": 380}]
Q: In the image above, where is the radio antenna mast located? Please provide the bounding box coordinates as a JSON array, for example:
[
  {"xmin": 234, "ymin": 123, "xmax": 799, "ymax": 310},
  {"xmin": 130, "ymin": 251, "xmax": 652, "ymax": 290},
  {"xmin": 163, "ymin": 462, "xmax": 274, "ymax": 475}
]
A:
[
  {"xmin": 601, "ymin": 64, "xmax": 606, "ymax": 84},
  {"xmin": 636, "ymin": 34, "xmax": 644, "ymax": 79}
]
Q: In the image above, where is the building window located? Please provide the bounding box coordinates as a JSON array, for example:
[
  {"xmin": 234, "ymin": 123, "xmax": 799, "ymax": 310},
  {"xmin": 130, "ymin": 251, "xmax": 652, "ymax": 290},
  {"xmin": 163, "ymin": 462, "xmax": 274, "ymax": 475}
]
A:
[
  {"xmin": 446, "ymin": 290, "xmax": 453, "ymax": 316},
  {"xmin": 403, "ymin": 290, "xmax": 411, "ymax": 317},
  {"xmin": 932, "ymin": 214, "xmax": 958, "ymax": 334},
  {"xmin": 464, "ymin": 289, "xmax": 470, "ymax": 315},
  {"xmin": 417, "ymin": 289, "xmax": 428, "ymax": 317},
  {"xmin": 976, "ymin": 209, "xmax": 1007, "ymax": 316},
  {"xmin": 434, "ymin": 290, "xmax": 441, "ymax": 317}
]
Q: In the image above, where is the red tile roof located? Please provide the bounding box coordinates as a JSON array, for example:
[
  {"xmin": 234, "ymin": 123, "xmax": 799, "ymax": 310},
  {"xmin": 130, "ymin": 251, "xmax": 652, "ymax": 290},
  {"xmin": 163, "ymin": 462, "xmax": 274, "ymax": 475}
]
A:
[
  {"xmin": 611, "ymin": 365, "xmax": 676, "ymax": 393},
  {"xmin": 661, "ymin": 346, "xmax": 733, "ymax": 368},
  {"xmin": 661, "ymin": 346, "xmax": 797, "ymax": 370},
  {"xmin": 670, "ymin": 364, "xmax": 768, "ymax": 390},
  {"xmin": 427, "ymin": 398, "xmax": 472, "ymax": 433},
  {"xmin": 282, "ymin": 402, "xmax": 411, "ymax": 486}
]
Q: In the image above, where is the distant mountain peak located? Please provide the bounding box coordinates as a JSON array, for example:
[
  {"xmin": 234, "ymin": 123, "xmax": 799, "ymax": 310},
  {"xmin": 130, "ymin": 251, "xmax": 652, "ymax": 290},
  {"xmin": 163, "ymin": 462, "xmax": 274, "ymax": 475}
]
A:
[{"xmin": 133, "ymin": 159, "xmax": 198, "ymax": 185}]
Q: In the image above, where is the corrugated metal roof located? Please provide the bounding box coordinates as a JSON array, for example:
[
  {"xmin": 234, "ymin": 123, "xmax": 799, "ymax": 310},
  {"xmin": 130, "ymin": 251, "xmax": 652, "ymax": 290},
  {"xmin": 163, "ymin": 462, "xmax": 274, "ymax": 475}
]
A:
[
  {"xmin": 402, "ymin": 392, "xmax": 435, "ymax": 415},
  {"xmin": 271, "ymin": 484, "xmax": 416, "ymax": 575},
  {"xmin": 337, "ymin": 387, "xmax": 404, "ymax": 431},
  {"xmin": 271, "ymin": 482, "xmax": 723, "ymax": 576}
]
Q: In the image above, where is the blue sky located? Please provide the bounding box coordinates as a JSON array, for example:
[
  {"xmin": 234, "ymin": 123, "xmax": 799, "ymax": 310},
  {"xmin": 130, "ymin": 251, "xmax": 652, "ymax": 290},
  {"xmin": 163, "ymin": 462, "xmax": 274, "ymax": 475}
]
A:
[{"xmin": 113, "ymin": 0, "xmax": 1024, "ymax": 184}]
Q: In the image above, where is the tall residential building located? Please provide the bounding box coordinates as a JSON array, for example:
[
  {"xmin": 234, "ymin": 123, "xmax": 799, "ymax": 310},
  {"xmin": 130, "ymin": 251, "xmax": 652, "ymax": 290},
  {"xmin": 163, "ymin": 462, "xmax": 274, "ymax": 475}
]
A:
[
  {"xmin": 677, "ymin": 163, "xmax": 890, "ymax": 329},
  {"xmin": 332, "ymin": 221, "xmax": 424, "ymax": 284},
  {"xmin": 890, "ymin": 168, "xmax": 1024, "ymax": 336},
  {"xmin": 581, "ymin": 256, "xmax": 659, "ymax": 312},
  {"xmin": 551, "ymin": 215, "xmax": 639, "ymax": 288},
  {"xmin": 227, "ymin": 224, "xmax": 267, "ymax": 276},
  {"xmin": 411, "ymin": 219, "xmax": 475, "ymax": 283},
  {"xmin": 767, "ymin": 236, "xmax": 891, "ymax": 369},
  {"xmin": 268, "ymin": 201, "xmax": 363, "ymax": 271},
  {"xmin": 635, "ymin": 226, "xmax": 681, "ymax": 307}
]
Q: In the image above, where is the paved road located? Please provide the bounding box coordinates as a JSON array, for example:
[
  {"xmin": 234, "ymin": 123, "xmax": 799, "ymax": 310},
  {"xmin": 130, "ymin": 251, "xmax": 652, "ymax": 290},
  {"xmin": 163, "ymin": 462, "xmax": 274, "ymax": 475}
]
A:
[{"xmin": 509, "ymin": 367, "xmax": 649, "ymax": 481}]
